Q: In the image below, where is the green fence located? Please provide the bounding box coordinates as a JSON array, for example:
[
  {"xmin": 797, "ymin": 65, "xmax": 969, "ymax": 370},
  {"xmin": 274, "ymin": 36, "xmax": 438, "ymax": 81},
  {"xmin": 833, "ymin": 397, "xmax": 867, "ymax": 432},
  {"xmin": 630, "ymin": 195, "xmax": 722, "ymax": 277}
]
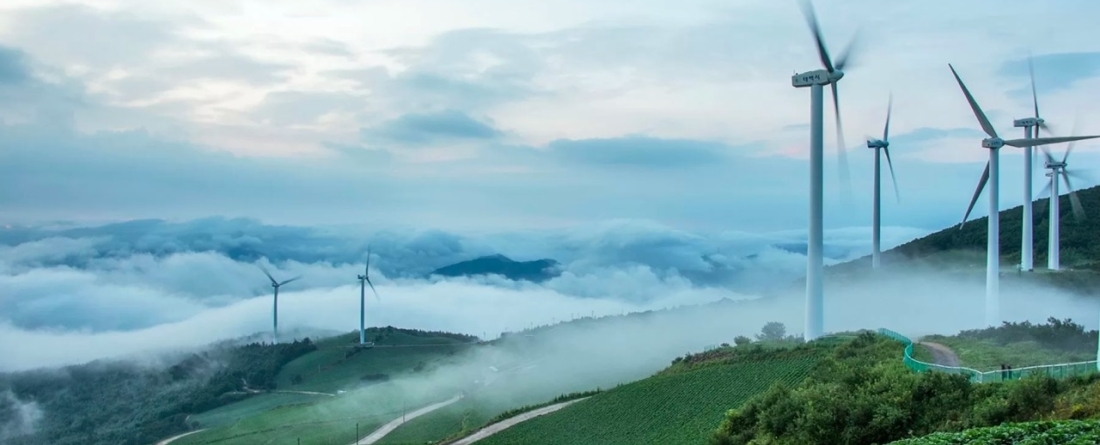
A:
[{"xmin": 876, "ymin": 328, "xmax": 1097, "ymax": 384}]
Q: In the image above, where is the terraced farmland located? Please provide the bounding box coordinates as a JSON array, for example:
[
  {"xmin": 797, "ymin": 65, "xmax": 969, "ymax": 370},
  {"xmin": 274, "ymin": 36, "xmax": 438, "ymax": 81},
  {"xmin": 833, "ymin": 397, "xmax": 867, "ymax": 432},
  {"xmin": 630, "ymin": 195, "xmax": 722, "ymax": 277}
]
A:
[{"xmin": 476, "ymin": 347, "xmax": 830, "ymax": 445}]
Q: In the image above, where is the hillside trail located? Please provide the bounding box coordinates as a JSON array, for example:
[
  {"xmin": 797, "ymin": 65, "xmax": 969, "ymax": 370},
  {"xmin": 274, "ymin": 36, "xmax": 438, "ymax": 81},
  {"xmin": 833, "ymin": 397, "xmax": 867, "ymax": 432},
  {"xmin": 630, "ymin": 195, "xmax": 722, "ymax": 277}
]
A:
[
  {"xmin": 918, "ymin": 341, "xmax": 961, "ymax": 367},
  {"xmin": 353, "ymin": 394, "xmax": 465, "ymax": 445},
  {"xmin": 447, "ymin": 397, "xmax": 589, "ymax": 445},
  {"xmin": 154, "ymin": 429, "xmax": 208, "ymax": 445}
]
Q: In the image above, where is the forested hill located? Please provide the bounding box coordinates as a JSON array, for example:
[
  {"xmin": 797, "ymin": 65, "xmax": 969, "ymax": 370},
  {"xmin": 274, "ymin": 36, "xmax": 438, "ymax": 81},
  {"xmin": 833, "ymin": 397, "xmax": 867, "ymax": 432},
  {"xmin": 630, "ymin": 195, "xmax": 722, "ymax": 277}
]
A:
[
  {"xmin": 428, "ymin": 254, "xmax": 562, "ymax": 283},
  {"xmin": 832, "ymin": 184, "xmax": 1100, "ymax": 272}
]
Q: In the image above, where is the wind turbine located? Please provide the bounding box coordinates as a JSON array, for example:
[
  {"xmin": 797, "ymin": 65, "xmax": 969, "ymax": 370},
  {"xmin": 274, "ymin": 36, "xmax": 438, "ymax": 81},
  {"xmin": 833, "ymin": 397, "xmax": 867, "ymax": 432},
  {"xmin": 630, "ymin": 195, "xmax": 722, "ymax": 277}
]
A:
[
  {"xmin": 260, "ymin": 265, "xmax": 302, "ymax": 344},
  {"xmin": 865, "ymin": 94, "xmax": 900, "ymax": 270},
  {"xmin": 1013, "ymin": 56, "xmax": 1054, "ymax": 272},
  {"xmin": 357, "ymin": 246, "xmax": 381, "ymax": 345},
  {"xmin": 1037, "ymin": 132, "xmax": 1087, "ymax": 271},
  {"xmin": 792, "ymin": 0, "xmax": 858, "ymax": 341},
  {"xmin": 948, "ymin": 63, "xmax": 1099, "ymax": 328}
]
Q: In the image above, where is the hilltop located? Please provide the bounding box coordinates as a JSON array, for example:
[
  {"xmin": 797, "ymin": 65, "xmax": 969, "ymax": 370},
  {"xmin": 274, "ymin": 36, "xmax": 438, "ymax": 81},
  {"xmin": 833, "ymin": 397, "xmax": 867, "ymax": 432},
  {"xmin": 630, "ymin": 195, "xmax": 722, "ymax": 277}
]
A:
[
  {"xmin": 428, "ymin": 254, "xmax": 562, "ymax": 283},
  {"xmin": 815, "ymin": 184, "xmax": 1100, "ymax": 295}
]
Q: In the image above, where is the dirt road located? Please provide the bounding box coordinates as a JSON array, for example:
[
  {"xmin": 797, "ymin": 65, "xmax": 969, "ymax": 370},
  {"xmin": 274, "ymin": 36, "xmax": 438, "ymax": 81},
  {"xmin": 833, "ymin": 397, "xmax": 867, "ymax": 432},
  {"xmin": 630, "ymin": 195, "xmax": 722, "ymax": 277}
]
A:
[
  {"xmin": 353, "ymin": 394, "xmax": 464, "ymax": 445},
  {"xmin": 449, "ymin": 397, "xmax": 589, "ymax": 445},
  {"xmin": 918, "ymin": 341, "xmax": 961, "ymax": 367},
  {"xmin": 154, "ymin": 429, "xmax": 207, "ymax": 445}
]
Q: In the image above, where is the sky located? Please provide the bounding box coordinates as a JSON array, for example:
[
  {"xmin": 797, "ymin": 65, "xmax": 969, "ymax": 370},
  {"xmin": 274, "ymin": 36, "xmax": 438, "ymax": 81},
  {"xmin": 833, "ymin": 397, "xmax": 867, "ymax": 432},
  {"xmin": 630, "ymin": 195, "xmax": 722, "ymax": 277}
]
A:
[
  {"xmin": 1, "ymin": 0, "xmax": 1100, "ymax": 231},
  {"xmin": 3, "ymin": 1, "xmax": 1100, "ymax": 371}
]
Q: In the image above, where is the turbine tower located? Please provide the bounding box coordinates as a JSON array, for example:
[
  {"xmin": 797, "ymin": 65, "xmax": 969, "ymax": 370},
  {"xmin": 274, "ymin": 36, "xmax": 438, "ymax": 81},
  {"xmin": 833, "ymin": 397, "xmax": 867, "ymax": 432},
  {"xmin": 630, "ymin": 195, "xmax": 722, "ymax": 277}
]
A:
[
  {"xmin": 1038, "ymin": 136, "xmax": 1086, "ymax": 271},
  {"xmin": 357, "ymin": 246, "xmax": 381, "ymax": 345},
  {"xmin": 792, "ymin": 0, "xmax": 857, "ymax": 341},
  {"xmin": 1013, "ymin": 56, "xmax": 1052, "ymax": 272},
  {"xmin": 866, "ymin": 94, "xmax": 900, "ymax": 270},
  {"xmin": 948, "ymin": 64, "xmax": 1098, "ymax": 327},
  {"xmin": 260, "ymin": 265, "xmax": 302, "ymax": 344}
]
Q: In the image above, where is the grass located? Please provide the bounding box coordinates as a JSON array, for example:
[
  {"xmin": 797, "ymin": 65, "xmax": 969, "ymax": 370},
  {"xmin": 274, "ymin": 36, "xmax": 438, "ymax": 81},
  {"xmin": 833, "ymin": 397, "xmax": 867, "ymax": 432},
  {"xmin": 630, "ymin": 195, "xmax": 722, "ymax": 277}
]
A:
[
  {"xmin": 276, "ymin": 330, "xmax": 476, "ymax": 393},
  {"xmin": 174, "ymin": 328, "xmax": 480, "ymax": 444},
  {"xmin": 175, "ymin": 383, "xmax": 441, "ymax": 445},
  {"xmin": 187, "ymin": 392, "xmax": 329, "ymax": 429},
  {"xmin": 474, "ymin": 345, "xmax": 832, "ymax": 445},
  {"xmin": 886, "ymin": 420, "xmax": 1100, "ymax": 445},
  {"xmin": 919, "ymin": 336, "xmax": 1096, "ymax": 371}
]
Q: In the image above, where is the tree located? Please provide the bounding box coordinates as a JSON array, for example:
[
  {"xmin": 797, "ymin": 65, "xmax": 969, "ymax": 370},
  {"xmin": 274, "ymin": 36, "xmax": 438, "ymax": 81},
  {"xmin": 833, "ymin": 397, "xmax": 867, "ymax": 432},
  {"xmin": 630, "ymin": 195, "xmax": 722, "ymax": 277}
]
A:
[
  {"xmin": 756, "ymin": 322, "xmax": 786, "ymax": 342},
  {"xmin": 734, "ymin": 336, "xmax": 752, "ymax": 346}
]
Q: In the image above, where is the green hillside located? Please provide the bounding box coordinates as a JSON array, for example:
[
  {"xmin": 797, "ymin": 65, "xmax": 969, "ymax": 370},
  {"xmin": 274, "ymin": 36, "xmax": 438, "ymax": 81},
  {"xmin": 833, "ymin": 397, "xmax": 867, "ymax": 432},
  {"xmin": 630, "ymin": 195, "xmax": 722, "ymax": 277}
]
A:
[
  {"xmin": 173, "ymin": 328, "xmax": 482, "ymax": 444},
  {"xmin": 473, "ymin": 338, "xmax": 842, "ymax": 445},
  {"xmin": 914, "ymin": 318, "xmax": 1099, "ymax": 371},
  {"xmin": 834, "ymin": 184, "xmax": 1100, "ymax": 274}
]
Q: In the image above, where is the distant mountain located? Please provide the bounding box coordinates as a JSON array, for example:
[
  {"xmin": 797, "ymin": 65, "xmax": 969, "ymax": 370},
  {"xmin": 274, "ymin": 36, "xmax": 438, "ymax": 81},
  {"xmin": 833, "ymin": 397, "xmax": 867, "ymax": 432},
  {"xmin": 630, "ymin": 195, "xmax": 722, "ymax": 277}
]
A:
[{"xmin": 428, "ymin": 254, "xmax": 562, "ymax": 283}]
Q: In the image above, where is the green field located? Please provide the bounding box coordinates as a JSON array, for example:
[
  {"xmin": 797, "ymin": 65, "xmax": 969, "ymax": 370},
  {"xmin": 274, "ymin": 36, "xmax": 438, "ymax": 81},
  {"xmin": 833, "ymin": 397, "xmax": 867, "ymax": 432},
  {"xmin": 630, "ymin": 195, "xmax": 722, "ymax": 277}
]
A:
[
  {"xmin": 474, "ymin": 345, "xmax": 831, "ymax": 445},
  {"xmin": 174, "ymin": 327, "xmax": 481, "ymax": 445},
  {"xmin": 917, "ymin": 337, "xmax": 1095, "ymax": 370}
]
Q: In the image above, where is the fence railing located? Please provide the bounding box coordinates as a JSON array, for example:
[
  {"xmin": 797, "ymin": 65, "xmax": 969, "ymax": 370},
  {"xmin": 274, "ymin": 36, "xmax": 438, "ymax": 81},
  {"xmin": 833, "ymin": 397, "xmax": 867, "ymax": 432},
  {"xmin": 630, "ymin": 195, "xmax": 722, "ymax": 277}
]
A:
[{"xmin": 876, "ymin": 328, "xmax": 1098, "ymax": 384}]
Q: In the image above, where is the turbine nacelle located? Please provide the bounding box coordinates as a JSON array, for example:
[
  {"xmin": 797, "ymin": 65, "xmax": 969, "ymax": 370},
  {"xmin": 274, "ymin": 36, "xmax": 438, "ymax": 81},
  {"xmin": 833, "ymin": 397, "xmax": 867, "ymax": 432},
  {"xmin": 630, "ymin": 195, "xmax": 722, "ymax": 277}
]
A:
[
  {"xmin": 1046, "ymin": 160, "xmax": 1067, "ymax": 170},
  {"xmin": 1013, "ymin": 117, "xmax": 1044, "ymax": 128},
  {"xmin": 791, "ymin": 68, "xmax": 843, "ymax": 88},
  {"xmin": 867, "ymin": 139, "xmax": 888, "ymax": 149},
  {"xmin": 981, "ymin": 137, "xmax": 1005, "ymax": 149},
  {"xmin": 357, "ymin": 274, "xmax": 367, "ymax": 280}
]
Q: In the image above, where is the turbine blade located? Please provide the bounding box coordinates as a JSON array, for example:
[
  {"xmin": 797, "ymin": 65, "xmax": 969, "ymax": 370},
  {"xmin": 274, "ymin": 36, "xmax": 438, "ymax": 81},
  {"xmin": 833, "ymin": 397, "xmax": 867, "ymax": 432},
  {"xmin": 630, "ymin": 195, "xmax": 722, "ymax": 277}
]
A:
[
  {"xmin": 948, "ymin": 64, "xmax": 998, "ymax": 139},
  {"xmin": 883, "ymin": 147, "xmax": 900, "ymax": 203},
  {"xmin": 833, "ymin": 27, "xmax": 863, "ymax": 71},
  {"xmin": 365, "ymin": 277, "xmax": 380, "ymax": 302},
  {"xmin": 1029, "ymin": 54, "xmax": 1040, "ymax": 119},
  {"xmin": 1063, "ymin": 174, "xmax": 1086, "ymax": 222},
  {"xmin": 259, "ymin": 265, "xmax": 277, "ymax": 285},
  {"xmin": 1004, "ymin": 135, "xmax": 1100, "ymax": 148},
  {"xmin": 961, "ymin": 161, "xmax": 990, "ymax": 228},
  {"xmin": 831, "ymin": 82, "xmax": 852, "ymax": 196},
  {"xmin": 1035, "ymin": 178, "xmax": 1052, "ymax": 216},
  {"xmin": 279, "ymin": 275, "xmax": 302, "ymax": 286},
  {"xmin": 1041, "ymin": 146, "xmax": 1055, "ymax": 165},
  {"xmin": 798, "ymin": 0, "xmax": 835, "ymax": 73},
  {"xmin": 882, "ymin": 92, "xmax": 892, "ymax": 142},
  {"xmin": 1062, "ymin": 114, "xmax": 1080, "ymax": 164}
]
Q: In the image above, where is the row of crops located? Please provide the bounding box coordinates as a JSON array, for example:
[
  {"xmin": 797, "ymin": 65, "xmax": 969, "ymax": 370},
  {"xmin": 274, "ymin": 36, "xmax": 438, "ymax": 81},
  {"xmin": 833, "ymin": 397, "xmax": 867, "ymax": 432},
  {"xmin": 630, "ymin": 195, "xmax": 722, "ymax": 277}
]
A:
[
  {"xmin": 475, "ymin": 354, "xmax": 825, "ymax": 445},
  {"xmin": 886, "ymin": 420, "xmax": 1100, "ymax": 445}
]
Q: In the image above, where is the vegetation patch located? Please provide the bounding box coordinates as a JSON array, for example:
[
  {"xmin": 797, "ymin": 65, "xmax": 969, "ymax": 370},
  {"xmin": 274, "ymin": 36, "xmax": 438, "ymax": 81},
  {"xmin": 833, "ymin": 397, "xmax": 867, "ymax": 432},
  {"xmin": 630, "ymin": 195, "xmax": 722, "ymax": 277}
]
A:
[
  {"xmin": 475, "ymin": 334, "xmax": 833, "ymax": 445},
  {"xmin": 920, "ymin": 318, "xmax": 1098, "ymax": 370},
  {"xmin": 710, "ymin": 328, "xmax": 1100, "ymax": 445},
  {"xmin": 886, "ymin": 420, "xmax": 1100, "ymax": 445}
]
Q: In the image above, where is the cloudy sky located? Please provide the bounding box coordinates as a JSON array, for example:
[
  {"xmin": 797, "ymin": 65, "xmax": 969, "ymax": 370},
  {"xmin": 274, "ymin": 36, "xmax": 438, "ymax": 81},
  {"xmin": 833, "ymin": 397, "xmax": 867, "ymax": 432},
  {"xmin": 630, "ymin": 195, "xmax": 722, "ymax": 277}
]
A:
[
  {"xmin": 1, "ymin": 0, "xmax": 1099, "ymax": 232},
  {"xmin": 3, "ymin": 1, "xmax": 1100, "ymax": 371}
]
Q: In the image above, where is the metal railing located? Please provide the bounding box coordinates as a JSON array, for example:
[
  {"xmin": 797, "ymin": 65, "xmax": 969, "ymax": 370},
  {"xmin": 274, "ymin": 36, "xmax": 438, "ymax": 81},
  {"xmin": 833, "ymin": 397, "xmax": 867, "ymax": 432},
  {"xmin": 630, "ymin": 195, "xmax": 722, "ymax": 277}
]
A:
[{"xmin": 876, "ymin": 328, "xmax": 1098, "ymax": 383}]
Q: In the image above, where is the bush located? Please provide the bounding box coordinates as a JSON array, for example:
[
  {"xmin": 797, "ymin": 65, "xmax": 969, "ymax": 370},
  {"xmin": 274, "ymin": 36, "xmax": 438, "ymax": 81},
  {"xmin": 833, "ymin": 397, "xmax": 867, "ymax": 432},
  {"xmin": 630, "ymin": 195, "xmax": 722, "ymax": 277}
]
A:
[
  {"xmin": 887, "ymin": 420, "xmax": 1100, "ymax": 445},
  {"xmin": 709, "ymin": 332, "xmax": 1100, "ymax": 445}
]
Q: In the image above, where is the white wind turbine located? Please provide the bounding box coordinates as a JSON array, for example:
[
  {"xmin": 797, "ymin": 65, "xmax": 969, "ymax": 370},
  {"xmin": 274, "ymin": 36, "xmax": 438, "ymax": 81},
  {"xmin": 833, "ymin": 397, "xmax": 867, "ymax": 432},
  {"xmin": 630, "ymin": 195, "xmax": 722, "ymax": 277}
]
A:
[
  {"xmin": 865, "ymin": 94, "xmax": 900, "ymax": 270},
  {"xmin": 260, "ymin": 265, "xmax": 302, "ymax": 344},
  {"xmin": 791, "ymin": 0, "xmax": 859, "ymax": 341},
  {"xmin": 1013, "ymin": 56, "xmax": 1054, "ymax": 272},
  {"xmin": 357, "ymin": 246, "xmax": 381, "ymax": 346},
  {"xmin": 1037, "ymin": 128, "xmax": 1087, "ymax": 271},
  {"xmin": 948, "ymin": 63, "xmax": 1099, "ymax": 328}
]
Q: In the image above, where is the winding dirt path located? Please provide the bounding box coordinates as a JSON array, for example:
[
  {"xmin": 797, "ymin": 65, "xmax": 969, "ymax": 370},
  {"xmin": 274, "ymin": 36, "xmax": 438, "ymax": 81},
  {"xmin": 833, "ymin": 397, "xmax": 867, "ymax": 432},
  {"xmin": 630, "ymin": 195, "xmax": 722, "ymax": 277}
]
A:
[
  {"xmin": 448, "ymin": 398, "xmax": 589, "ymax": 445},
  {"xmin": 352, "ymin": 394, "xmax": 465, "ymax": 445},
  {"xmin": 918, "ymin": 341, "xmax": 961, "ymax": 367},
  {"xmin": 154, "ymin": 429, "xmax": 207, "ymax": 445}
]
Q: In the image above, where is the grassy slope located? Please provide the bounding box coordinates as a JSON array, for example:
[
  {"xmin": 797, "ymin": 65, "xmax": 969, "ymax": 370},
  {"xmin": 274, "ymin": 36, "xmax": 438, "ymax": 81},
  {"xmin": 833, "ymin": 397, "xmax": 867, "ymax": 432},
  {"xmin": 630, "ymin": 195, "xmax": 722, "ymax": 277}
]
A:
[
  {"xmin": 175, "ymin": 329, "xmax": 478, "ymax": 444},
  {"xmin": 474, "ymin": 341, "xmax": 838, "ymax": 445},
  {"xmin": 918, "ymin": 337, "xmax": 1095, "ymax": 370},
  {"xmin": 826, "ymin": 185, "xmax": 1100, "ymax": 285}
]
